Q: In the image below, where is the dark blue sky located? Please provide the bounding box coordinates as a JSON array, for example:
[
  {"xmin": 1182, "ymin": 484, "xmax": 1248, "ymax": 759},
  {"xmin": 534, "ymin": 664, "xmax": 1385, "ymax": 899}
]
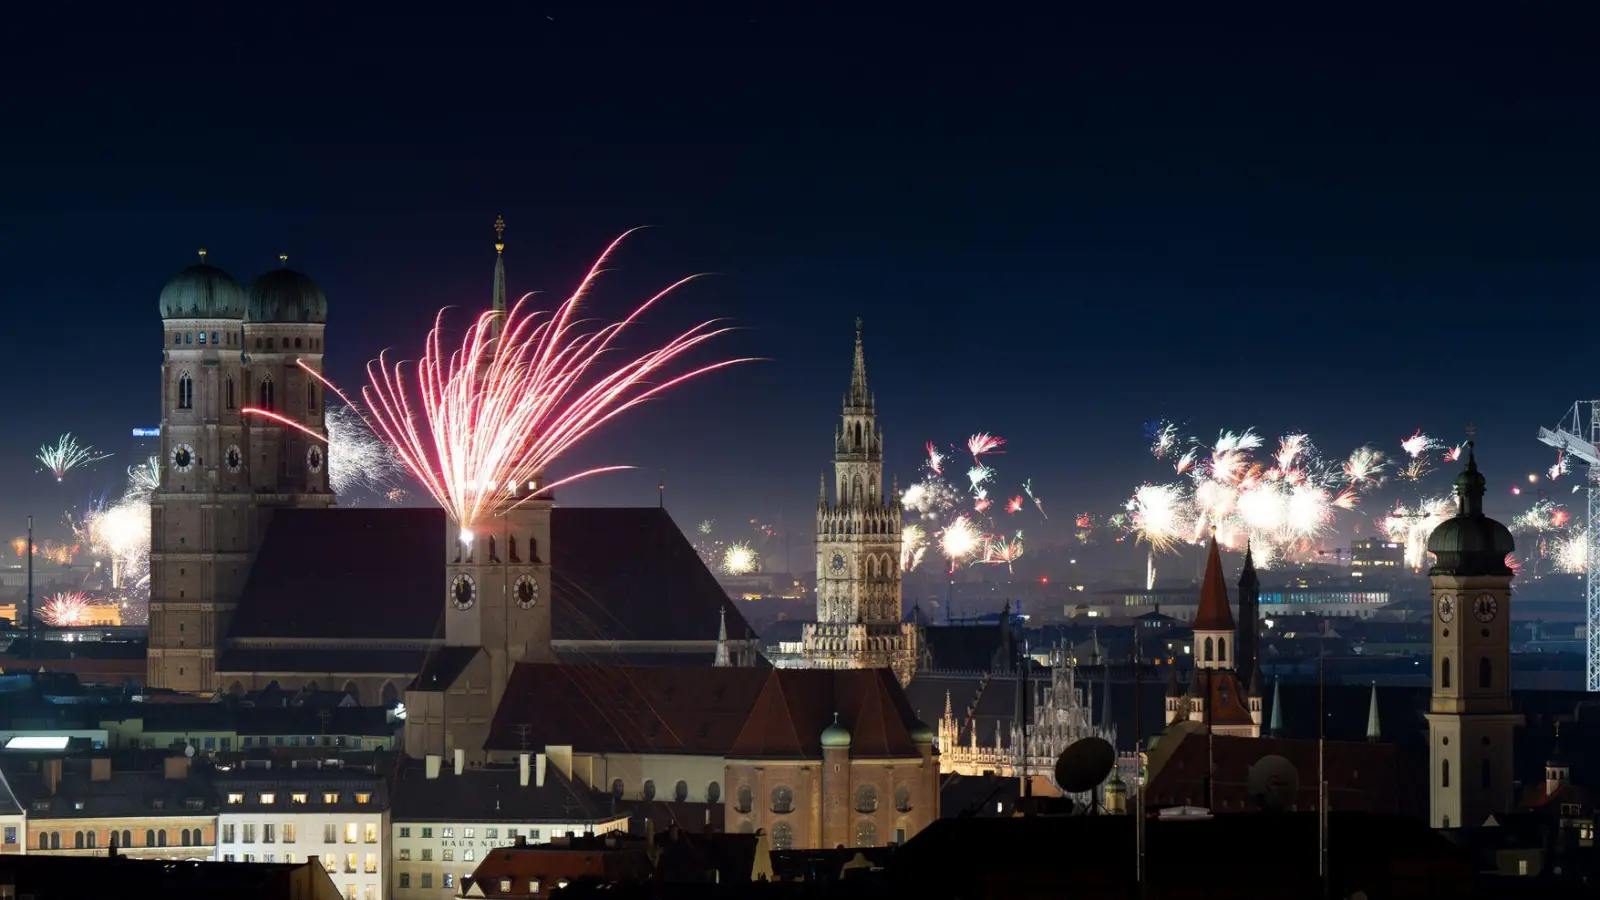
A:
[{"xmin": 3, "ymin": 7, "xmax": 1595, "ymax": 561}]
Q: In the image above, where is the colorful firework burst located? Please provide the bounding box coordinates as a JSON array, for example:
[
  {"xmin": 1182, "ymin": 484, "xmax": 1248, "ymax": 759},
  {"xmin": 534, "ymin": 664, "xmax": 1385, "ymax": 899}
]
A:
[
  {"xmin": 721, "ymin": 541, "xmax": 758, "ymax": 576},
  {"xmin": 37, "ymin": 434, "xmax": 111, "ymax": 482},
  {"xmin": 40, "ymin": 591, "xmax": 95, "ymax": 626},
  {"xmin": 246, "ymin": 231, "xmax": 753, "ymax": 531}
]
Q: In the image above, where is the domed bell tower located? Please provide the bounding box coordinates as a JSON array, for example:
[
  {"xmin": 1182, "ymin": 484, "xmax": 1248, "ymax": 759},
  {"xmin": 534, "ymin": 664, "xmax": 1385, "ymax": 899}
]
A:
[
  {"xmin": 1424, "ymin": 440, "xmax": 1519, "ymax": 829},
  {"xmin": 148, "ymin": 251, "xmax": 251, "ymax": 692},
  {"xmin": 243, "ymin": 255, "xmax": 333, "ymax": 500}
]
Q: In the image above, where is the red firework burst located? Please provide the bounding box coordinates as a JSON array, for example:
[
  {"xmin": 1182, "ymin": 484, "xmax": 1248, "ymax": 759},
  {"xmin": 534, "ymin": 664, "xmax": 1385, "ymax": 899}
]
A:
[
  {"xmin": 41, "ymin": 591, "xmax": 93, "ymax": 626},
  {"xmin": 248, "ymin": 231, "xmax": 752, "ymax": 529}
]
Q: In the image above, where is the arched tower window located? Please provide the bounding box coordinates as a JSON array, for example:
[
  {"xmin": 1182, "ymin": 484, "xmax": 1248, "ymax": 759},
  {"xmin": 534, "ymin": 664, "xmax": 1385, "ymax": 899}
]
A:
[
  {"xmin": 508, "ymin": 535, "xmax": 520, "ymax": 563},
  {"xmin": 177, "ymin": 373, "xmax": 194, "ymax": 410},
  {"xmin": 1204, "ymin": 637, "xmax": 1214, "ymax": 662},
  {"xmin": 1478, "ymin": 657, "xmax": 1492, "ymax": 689},
  {"xmin": 487, "ymin": 535, "xmax": 499, "ymax": 564},
  {"xmin": 1441, "ymin": 657, "xmax": 1451, "ymax": 689},
  {"xmin": 225, "ymin": 377, "xmax": 235, "ymax": 410},
  {"xmin": 258, "ymin": 376, "xmax": 275, "ymax": 411},
  {"xmin": 1218, "ymin": 637, "xmax": 1227, "ymax": 664},
  {"xmin": 307, "ymin": 382, "xmax": 317, "ymax": 413},
  {"xmin": 1442, "ymin": 759, "xmax": 1450, "ymax": 788}
]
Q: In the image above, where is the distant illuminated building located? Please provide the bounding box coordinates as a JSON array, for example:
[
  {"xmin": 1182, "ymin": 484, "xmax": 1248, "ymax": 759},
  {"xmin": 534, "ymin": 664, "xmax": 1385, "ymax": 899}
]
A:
[{"xmin": 1351, "ymin": 538, "xmax": 1405, "ymax": 575}]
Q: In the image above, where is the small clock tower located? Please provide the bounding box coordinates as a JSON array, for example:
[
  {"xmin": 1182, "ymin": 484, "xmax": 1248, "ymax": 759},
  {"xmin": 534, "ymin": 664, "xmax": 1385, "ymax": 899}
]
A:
[{"xmin": 1424, "ymin": 442, "xmax": 1519, "ymax": 829}]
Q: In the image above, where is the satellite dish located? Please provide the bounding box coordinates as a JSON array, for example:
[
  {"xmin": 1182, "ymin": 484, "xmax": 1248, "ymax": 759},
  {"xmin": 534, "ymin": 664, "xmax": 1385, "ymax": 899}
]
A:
[
  {"xmin": 1053, "ymin": 737, "xmax": 1116, "ymax": 794},
  {"xmin": 1246, "ymin": 754, "xmax": 1299, "ymax": 812},
  {"xmin": 183, "ymin": 743, "xmax": 196, "ymax": 758}
]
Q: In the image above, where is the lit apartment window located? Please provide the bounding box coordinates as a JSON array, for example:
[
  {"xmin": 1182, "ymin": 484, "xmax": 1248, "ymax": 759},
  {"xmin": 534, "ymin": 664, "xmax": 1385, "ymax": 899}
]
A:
[
  {"xmin": 398, "ymin": 849, "xmax": 410, "ymax": 861},
  {"xmin": 324, "ymin": 793, "xmax": 339, "ymax": 804},
  {"xmin": 344, "ymin": 824, "xmax": 358, "ymax": 843},
  {"xmin": 364, "ymin": 886, "xmax": 376, "ymax": 900},
  {"xmin": 243, "ymin": 824, "xmax": 256, "ymax": 843},
  {"xmin": 364, "ymin": 823, "xmax": 377, "ymax": 843},
  {"xmin": 463, "ymin": 849, "xmax": 475, "ymax": 862},
  {"xmin": 283, "ymin": 824, "xmax": 296, "ymax": 842},
  {"xmin": 364, "ymin": 853, "xmax": 377, "ymax": 873},
  {"xmin": 292, "ymin": 793, "xmax": 308, "ymax": 805},
  {"xmin": 443, "ymin": 849, "xmax": 454, "ymax": 861},
  {"xmin": 227, "ymin": 793, "xmax": 244, "ymax": 805},
  {"xmin": 501, "ymin": 879, "xmax": 513, "ymax": 892},
  {"xmin": 442, "ymin": 827, "xmax": 454, "ymax": 838},
  {"xmin": 486, "ymin": 828, "xmax": 498, "ymax": 839},
  {"xmin": 355, "ymin": 793, "xmax": 371, "ymax": 804},
  {"xmin": 344, "ymin": 853, "xmax": 357, "ymax": 873},
  {"xmin": 259, "ymin": 793, "xmax": 276, "ymax": 804},
  {"xmin": 344, "ymin": 885, "xmax": 355, "ymax": 900},
  {"xmin": 443, "ymin": 874, "xmax": 455, "ymax": 889},
  {"xmin": 321, "ymin": 854, "xmax": 337, "ymax": 871}
]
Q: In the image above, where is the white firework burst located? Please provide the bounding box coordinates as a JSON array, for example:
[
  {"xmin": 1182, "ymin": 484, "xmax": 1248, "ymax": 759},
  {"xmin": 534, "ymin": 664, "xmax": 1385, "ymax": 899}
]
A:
[{"xmin": 326, "ymin": 404, "xmax": 404, "ymax": 497}]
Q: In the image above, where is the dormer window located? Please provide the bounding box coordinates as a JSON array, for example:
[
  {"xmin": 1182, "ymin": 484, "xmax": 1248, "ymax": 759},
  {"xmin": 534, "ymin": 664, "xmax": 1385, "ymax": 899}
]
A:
[
  {"xmin": 72, "ymin": 800, "xmax": 85, "ymax": 811},
  {"xmin": 227, "ymin": 793, "xmax": 244, "ymax": 805},
  {"xmin": 292, "ymin": 793, "xmax": 308, "ymax": 804},
  {"xmin": 259, "ymin": 793, "xmax": 276, "ymax": 804},
  {"xmin": 355, "ymin": 793, "xmax": 371, "ymax": 805},
  {"xmin": 323, "ymin": 792, "xmax": 339, "ymax": 804}
]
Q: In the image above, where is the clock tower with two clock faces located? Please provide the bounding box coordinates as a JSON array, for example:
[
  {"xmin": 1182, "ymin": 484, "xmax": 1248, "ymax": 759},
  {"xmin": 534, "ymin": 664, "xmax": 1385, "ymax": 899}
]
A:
[{"xmin": 1424, "ymin": 442, "xmax": 1519, "ymax": 830}]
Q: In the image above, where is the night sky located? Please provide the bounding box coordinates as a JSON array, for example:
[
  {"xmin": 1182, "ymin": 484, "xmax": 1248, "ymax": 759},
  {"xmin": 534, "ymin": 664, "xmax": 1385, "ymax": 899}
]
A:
[{"xmin": 4, "ymin": 7, "xmax": 1596, "ymax": 570}]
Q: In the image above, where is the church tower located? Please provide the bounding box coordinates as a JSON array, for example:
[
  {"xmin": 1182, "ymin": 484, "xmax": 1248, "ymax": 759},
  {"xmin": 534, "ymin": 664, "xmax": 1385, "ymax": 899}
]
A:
[
  {"xmin": 1425, "ymin": 442, "xmax": 1519, "ymax": 829},
  {"xmin": 802, "ymin": 320, "xmax": 918, "ymax": 684},
  {"xmin": 409, "ymin": 219, "xmax": 554, "ymax": 764},
  {"xmin": 1165, "ymin": 533, "xmax": 1259, "ymax": 737},
  {"xmin": 148, "ymin": 254, "xmax": 252, "ymax": 692},
  {"xmin": 1236, "ymin": 543, "xmax": 1261, "ymax": 689}
]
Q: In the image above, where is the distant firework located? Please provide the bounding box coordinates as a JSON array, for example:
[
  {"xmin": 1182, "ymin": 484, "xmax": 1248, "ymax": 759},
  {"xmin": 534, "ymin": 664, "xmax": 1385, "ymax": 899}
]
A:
[
  {"xmin": 248, "ymin": 231, "xmax": 752, "ymax": 531},
  {"xmin": 901, "ymin": 431, "xmax": 1045, "ymax": 572},
  {"xmin": 37, "ymin": 434, "xmax": 111, "ymax": 482},
  {"xmin": 126, "ymin": 456, "xmax": 161, "ymax": 499},
  {"xmin": 721, "ymin": 541, "xmax": 757, "ymax": 576},
  {"xmin": 325, "ymin": 403, "xmax": 405, "ymax": 497},
  {"xmin": 40, "ymin": 591, "xmax": 94, "ymax": 626}
]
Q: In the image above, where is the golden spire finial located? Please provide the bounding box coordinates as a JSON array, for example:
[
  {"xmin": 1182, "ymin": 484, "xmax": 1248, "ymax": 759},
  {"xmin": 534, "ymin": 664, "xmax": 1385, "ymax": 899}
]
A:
[
  {"xmin": 494, "ymin": 215, "xmax": 506, "ymax": 255},
  {"xmin": 278, "ymin": 253, "xmax": 289, "ymax": 267},
  {"xmin": 198, "ymin": 248, "xmax": 208, "ymax": 262}
]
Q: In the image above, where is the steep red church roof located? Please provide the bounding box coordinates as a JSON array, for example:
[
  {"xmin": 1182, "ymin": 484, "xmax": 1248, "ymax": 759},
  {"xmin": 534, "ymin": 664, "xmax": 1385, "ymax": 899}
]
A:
[{"xmin": 1192, "ymin": 536, "xmax": 1236, "ymax": 631}]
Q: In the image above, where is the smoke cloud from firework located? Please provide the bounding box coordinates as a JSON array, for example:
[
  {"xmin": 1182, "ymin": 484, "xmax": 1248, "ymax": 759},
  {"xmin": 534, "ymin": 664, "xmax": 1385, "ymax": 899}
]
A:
[{"xmin": 266, "ymin": 231, "xmax": 753, "ymax": 530}]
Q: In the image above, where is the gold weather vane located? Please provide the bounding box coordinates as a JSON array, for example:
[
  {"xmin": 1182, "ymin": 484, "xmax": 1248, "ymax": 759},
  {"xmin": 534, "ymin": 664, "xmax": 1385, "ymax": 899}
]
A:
[
  {"xmin": 494, "ymin": 215, "xmax": 506, "ymax": 254},
  {"xmin": 279, "ymin": 253, "xmax": 289, "ymax": 266},
  {"xmin": 1466, "ymin": 422, "xmax": 1477, "ymax": 441},
  {"xmin": 198, "ymin": 248, "xmax": 208, "ymax": 262}
]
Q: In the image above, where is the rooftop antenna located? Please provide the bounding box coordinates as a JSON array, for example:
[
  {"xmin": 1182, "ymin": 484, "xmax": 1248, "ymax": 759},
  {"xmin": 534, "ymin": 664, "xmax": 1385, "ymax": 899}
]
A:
[
  {"xmin": 512, "ymin": 723, "xmax": 533, "ymax": 753},
  {"xmin": 657, "ymin": 467, "xmax": 666, "ymax": 509}
]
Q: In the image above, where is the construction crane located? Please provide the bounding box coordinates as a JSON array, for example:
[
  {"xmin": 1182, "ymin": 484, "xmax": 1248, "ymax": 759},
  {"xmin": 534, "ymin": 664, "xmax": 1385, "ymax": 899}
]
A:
[{"xmin": 1536, "ymin": 401, "xmax": 1600, "ymax": 691}]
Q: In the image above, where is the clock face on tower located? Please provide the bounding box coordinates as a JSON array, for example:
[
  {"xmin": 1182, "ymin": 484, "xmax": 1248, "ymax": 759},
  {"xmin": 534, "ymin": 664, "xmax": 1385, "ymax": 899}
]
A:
[
  {"xmin": 307, "ymin": 446, "xmax": 324, "ymax": 474},
  {"xmin": 171, "ymin": 443, "xmax": 195, "ymax": 472},
  {"xmin": 1474, "ymin": 594, "xmax": 1499, "ymax": 622},
  {"xmin": 224, "ymin": 445, "xmax": 243, "ymax": 472},
  {"xmin": 450, "ymin": 573, "xmax": 477, "ymax": 610},
  {"xmin": 515, "ymin": 574, "xmax": 540, "ymax": 609},
  {"xmin": 1437, "ymin": 594, "xmax": 1455, "ymax": 623},
  {"xmin": 830, "ymin": 551, "xmax": 847, "ymax": 575}
]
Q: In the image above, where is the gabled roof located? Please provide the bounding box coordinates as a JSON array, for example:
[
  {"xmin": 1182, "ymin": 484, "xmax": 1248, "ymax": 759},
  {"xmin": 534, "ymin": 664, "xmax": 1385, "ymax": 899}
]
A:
[
  {"xmin": 728, "ymin": 669, "xmax": 925, "ymax": 759},
  {"xmin": 226, "ymin": 507, "xmax": 755, "ymax": 647},
  {"xmin": 484, "ymin": 664, "xmax": 771, "ymax": 755},
  {"xmin": 6, "ymin": 764, "xmax": 218, "ymax": 819},
  {"xmin": 1191, "ymin": 537, "xmax": 1236, "ymax": 631}
]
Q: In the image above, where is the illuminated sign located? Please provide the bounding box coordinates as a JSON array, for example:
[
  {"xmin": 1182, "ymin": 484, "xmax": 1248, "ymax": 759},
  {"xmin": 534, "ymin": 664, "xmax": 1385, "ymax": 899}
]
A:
[
  {"xmin": 5, "ymin": 736, "xmax": 70, "ymax": 750},
  {"xmin": 132, "ymin": 428, "xmax": 160, "ymax": 438}
]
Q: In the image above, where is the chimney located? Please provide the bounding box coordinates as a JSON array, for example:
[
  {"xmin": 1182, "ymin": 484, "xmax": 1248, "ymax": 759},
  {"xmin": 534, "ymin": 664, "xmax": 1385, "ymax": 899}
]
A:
[
  {"xmin": 535, "ymin": 753, "xmax": 546, "ymax": 788},
  {"xmin": 425, "ymin": 754, "xmax": 442, "ymax": 780},
  {"xmin": 42, "ymin": 759, "xmax": 63, "ymax": 796},
  {"xmin": 163, "ymin": 756, "xmax": 189, "ymax": 780},
  {"xmin": 454, "ymin": 748, "xmax": 465, "ymax": 776},
  {"xmin": 90, "ymin": 757, "xmax": 112, "ymax": 782},
  {"xmin": 519, "ymin": 753, "xmax": 530, "ymax": 787}
]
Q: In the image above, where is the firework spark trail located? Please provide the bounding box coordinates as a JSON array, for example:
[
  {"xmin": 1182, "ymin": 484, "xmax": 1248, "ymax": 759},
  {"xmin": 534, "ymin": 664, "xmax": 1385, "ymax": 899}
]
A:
[
  {"xmin": 40, "ymin": 591, "xmax": 94, "ymax": 626},
  {"xmin": 325, "ymin": 403, "xmax": 405, "ymax": 497},
  {"xmin": 1554, "ymin": 528, "xmax": 1588, "ymax": 573},
  {"xmin": 1006, "ymin": 495, "xmax": 1024, "ymax": 514},
  {"xmin": 967, "ymin": 433, "xmax": 1005, "ymax": 460},
  {"xmin": 1548, "ymin": 453, "xmax": 1569, "ymax": 482},
  {"xmin": 1443, "ymin": 444, "xmax": 1464, "ymax": 463},
  {"xmin": 1023, "ymin": 479, "xmax": 1046, "ymax": 518},
  {"xmin": 1380, "ymin": 495, "xmax": 1457, "ymax": 568},
  {"xmin": 900, "ymin": 524, "xmax": 927, "ymax": 572},
  {"xmin": 1127, "ymin": 483, "xmax": 1194, "ymax": 551},
  {"xmin": 126, "ymin": 456, "xmax": 161, "ymax": 499},
  {"xmin": 37, "ymin": 434, "xmax": 111, "ymax": 482},
  {"xmin": 925, "ymin": 442, "xmax": 943, "ymax": 476},
  {"xmin": 721, "ymin": 541, "xmax": 757, "ymax": 576},
  {"xmin": 1343, "ymin": 447, "xmax": 1385, "ymax": 484},
  {"xmin": 980, "ymin": 531, "xmax": 1024, "ymax": 574},
  {"xmin": 1148, "ymin": 420, "xmax": 1180, "ymax": 459},
  {"xmin": 1401, "ymin": 430, "xmax": 1438, "ymax": 459},
  {"xmin": 252, "ymin": 231, "xmax": 754, "ymax": 529},
  {"xmin": 939, "ymin": 515, "xmax": 982, "ymax": 567}
]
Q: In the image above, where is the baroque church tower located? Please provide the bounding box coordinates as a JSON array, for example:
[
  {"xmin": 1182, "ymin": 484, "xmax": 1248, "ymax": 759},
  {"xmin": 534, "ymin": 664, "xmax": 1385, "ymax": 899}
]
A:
[
  {"xmin": 802, "ymin": 320, "xmax": 918, "ymax": 685},
  {"xmin": 148, "ymin": 251, "xmax": 334, "ymax": 692},
  {"xmin": 1425, "ymin": 442, "xmax": 1519, "ymax": 829}
]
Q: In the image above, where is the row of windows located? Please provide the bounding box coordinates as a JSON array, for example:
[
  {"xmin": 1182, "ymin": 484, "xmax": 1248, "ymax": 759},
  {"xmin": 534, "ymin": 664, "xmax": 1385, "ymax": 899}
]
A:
[
  {"xmin": 37, "ymin": 828, "xmax": 199, "ymax": 850},
  {"xmin": 736, "ymin": 820, "xmax": 898, "ymax": 850},
  {"xmin": 168, "ymin": 333, "xmax": 325, "ymax": 354},
  {"xmin": 397, "ymin": 826, "xmax": 538, "ymax": 840},
  {"xmin": 222, "ymin": 822, "xmax": 376, "ymax": 844},
  {"xmin": 732, "ymin": 784, "xmax": 913, "ymax": 816},
  {"xmin": 398, "ymin": 872, "xmax": 467, "ymax": 891},
  {"xmin": 173, "ymin": 374, "xmax": 317, "ymax": 414},
  {"xmin": 1438, "ymin": 656, "xmax": 1495, "ymax": 689},
  {"xmin": 224, "ymin": 791, "xmax": 372, "ymax": 806},
  {"xmin": 398, "ymin": 846, "xmax": 480, "ymax": 862}
]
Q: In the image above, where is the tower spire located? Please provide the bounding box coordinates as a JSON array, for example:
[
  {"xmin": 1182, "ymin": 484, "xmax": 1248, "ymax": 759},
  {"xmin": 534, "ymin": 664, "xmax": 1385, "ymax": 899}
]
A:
[
  {"xmin": 1365, "ymin": 681, "xmax": 1381, "ymax": 742},
  {"xmin": 848, "ymin": 317, "xmax": 870, "ymax": 409},
  {"xmin": 1269, "ymin": 675, "xmax": 1283, "ymax": 736},
  {"xmin": 714, "ymin": 606, "xmax": 731, "ymax": 668},
  {"xmin": 490, "ymin": 216, "xmax": 508, "ymax": 340}
]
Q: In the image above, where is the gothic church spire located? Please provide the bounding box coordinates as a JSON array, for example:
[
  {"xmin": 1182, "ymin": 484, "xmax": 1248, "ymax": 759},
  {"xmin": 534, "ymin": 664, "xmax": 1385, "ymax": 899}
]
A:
[{"xmin": 847, "ymin": 317, "xmax": 872, "ymax": 410}]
